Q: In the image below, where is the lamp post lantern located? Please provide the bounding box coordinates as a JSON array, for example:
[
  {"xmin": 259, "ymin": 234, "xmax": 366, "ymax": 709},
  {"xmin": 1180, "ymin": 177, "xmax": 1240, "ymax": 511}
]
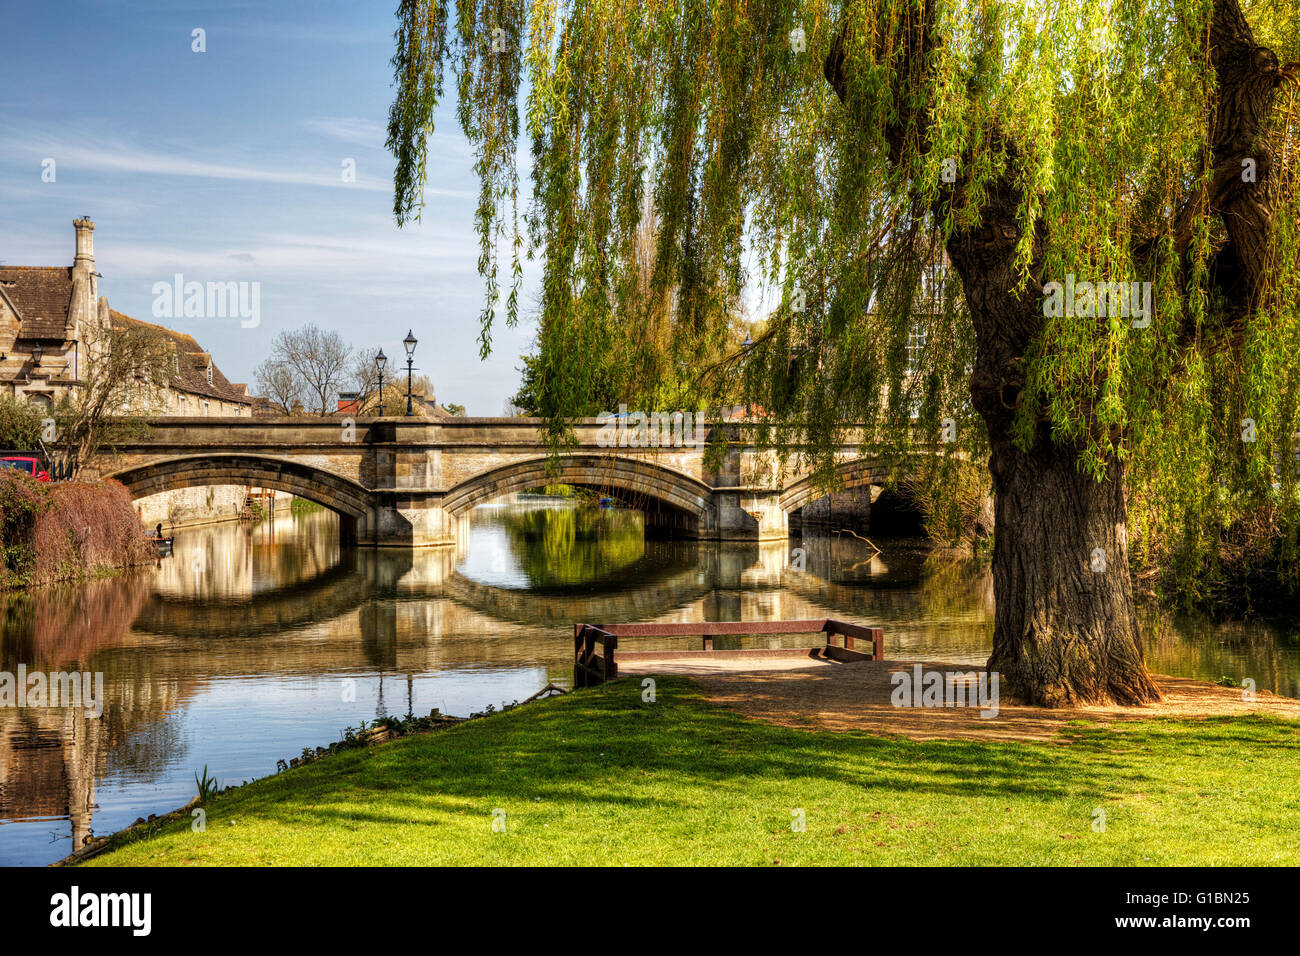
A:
[
  {"xmin": 374, "ymin": 348, "xmax": 387, "ymax": 414},
  {"xmin": 402, "ymin": 330, "xmax": 418, "ymax": 416}
]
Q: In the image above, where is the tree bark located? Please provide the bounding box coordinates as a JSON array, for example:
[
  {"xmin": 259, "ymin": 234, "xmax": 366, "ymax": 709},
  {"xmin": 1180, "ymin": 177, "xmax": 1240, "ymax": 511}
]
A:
[
  {"xmin": 943, "ymin": 161, "xmax": 1162, "ymax": 706},
  {"xmin": 985, "ymin": 433, "xmax": 1160, "ymax": 705}
]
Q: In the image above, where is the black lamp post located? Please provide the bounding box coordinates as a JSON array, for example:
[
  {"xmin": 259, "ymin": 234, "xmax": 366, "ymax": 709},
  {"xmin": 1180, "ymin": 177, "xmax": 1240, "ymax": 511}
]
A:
[
  {"xmin": 374, "ymin": 348, "xmax": 387, "ymax": 414},
  {"xmin": 740, "ymin": 332, "xmax": 753, "ymax": 418},
  {"xmin": 402, "ymin": 330, "xmax": 418, "ymax": 416}
]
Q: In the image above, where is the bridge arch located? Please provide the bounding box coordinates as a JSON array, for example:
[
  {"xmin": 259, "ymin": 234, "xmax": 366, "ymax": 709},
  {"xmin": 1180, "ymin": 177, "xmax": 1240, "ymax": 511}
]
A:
[
  {"xmin": 108, "ymin": 454, "xmax": 375, "ymax": 521},
  {"xmin": 442, "ymin": 455, "xmax": 713, "ymax": 525},
  {"xmin": 779, "ymin": 457, "xmax": 923, "ymax": 515}
]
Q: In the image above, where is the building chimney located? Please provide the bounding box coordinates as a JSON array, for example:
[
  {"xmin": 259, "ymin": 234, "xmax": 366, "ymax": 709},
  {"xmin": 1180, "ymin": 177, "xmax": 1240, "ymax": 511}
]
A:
[
  {"xmin": 68, "ymin": 218, "xmax": 98, "ymax": 340},
  {"xmin": 73, "ymin": 217, "xmax": 95, "ymax": 270}
]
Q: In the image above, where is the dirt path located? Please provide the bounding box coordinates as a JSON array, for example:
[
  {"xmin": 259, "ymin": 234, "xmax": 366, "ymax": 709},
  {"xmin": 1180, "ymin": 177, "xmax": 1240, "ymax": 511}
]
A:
[{"xmin": 616, "ymin": 658, "xmax": 1300, "ymax": 741}]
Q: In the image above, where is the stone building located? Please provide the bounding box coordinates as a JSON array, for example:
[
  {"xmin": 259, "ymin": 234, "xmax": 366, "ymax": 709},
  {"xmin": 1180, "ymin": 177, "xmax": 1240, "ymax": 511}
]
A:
[
  {"xmin": 0, "ymin": 218, "xmax": 252, "ymax": 416},
  {"xmin": 109, "ymin": 311, "xmax": 253, "ymax": 417},
  {"xmin": 0, "ymin": 219, "xmax": 280, "ymax": 529}
]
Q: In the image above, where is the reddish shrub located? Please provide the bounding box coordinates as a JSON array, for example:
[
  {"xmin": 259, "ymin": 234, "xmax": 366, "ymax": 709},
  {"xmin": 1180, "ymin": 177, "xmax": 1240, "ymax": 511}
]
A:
[
  {"xmin": 0, "ymin": 472, "xmax": 153, "ymax": 589},
  {"xmin": 0, "ymin": 575, "xmax": 152, "ymax": 667}
]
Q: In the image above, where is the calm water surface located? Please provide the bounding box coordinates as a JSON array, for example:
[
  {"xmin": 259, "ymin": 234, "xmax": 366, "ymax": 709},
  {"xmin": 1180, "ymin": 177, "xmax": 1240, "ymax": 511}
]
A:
[{"xmin": 1, "ymin": 500, "xmax": 1297, "ymax": 866}]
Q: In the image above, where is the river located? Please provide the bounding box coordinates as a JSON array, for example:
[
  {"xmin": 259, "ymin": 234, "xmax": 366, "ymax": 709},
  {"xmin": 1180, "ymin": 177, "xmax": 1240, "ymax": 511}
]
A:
[{"xmin": 1, "ymin": 500, "xmax": 1297, "ymax": 866}]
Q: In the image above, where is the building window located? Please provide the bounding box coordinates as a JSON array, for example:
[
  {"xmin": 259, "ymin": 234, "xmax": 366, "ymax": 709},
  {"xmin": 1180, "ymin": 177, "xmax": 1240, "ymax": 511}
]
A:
[
  {"xmin": 203, "ymin": 401, "xmax": 210, "ymax": 416},
  {"xmin": 906, "ymin": 328, "xmax": 926, "ymax": 376}
]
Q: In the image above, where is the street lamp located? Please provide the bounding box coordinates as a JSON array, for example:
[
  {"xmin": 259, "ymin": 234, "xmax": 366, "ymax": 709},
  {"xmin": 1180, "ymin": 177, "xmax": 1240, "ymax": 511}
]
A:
[
  {"xmin": 31, "ymin": 343, "xmax": 42, "ymax": 367},
  {"xmin": 740, "ymin": 332, "xmax": 752, "ymax": 418},
  {"xmin": 374, "ymin": 348, "xmax": 387, "ymax": 414},
  {"xmin": 402, "ymin": 330, "xmax": 418, "ymax": 416}
]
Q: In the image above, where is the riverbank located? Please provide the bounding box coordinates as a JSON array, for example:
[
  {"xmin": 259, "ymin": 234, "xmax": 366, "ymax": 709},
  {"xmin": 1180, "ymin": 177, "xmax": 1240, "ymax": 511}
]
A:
[
  {"xmin": 81, "ymin": 675, "xmax": 1300, "ymax": 866},
  {"xmin": 0, "ymin": 473, "xmax": 154, "ymax": 590}
]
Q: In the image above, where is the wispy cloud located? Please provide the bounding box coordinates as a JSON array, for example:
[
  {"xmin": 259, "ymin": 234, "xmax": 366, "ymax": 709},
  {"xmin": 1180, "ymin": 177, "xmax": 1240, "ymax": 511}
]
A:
[
  {"xmin": 301, "ymin": 115, "xmax": 475, "ymax": 164},
  {"xmin": 301, "ymin": 116, "xmax": 386, "ymax": 148},
  {"xmin": 0, "ymin": 0, "xmax": 522, "ymax": 414},
  {"xmin": 1, "ymin": 127, "xmax": 473, "ymax": 197},
  {"xmin": 14, "ymin": 138, "xmax": 388, "ymax": 191},
  {"xmin": 96, "ymin": 226, "xmax": 482, "ymax": 284}
]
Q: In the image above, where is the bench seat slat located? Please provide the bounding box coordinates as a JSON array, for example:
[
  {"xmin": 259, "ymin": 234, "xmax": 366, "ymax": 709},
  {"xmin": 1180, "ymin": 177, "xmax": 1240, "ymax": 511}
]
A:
[{"xmin": 604, "ymin": 619, "xmax": 830, "ymax": 637}]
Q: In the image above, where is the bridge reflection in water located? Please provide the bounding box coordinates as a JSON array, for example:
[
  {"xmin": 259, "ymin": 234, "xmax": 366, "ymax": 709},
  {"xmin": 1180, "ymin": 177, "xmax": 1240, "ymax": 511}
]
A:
[{"xmin": 1, "ymin": 501, "xmax": 1298, "ymax": 866}]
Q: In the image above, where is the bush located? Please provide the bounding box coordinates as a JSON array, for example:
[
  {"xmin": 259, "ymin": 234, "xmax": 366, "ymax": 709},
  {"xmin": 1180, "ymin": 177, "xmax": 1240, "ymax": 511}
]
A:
[
  {"xmin": 0, "ymin": 394, "xmax": 45, "ymax": 450},
  {"xmin": 0, "ymin": 472, "xmax": 154, "ymax": 589}
]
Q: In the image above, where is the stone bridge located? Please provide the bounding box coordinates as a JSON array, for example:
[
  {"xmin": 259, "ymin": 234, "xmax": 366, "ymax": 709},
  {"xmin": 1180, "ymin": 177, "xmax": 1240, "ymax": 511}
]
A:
[{"xmin": 90, "ymin": 417, "xmax": 933, "ymax": 547}]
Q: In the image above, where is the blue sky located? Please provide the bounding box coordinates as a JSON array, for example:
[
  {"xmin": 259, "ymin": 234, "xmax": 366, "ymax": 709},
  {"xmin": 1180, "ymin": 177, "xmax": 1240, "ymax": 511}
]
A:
[{"xmin": 0, "ymin": 0, "xmax": 537, "ymax": 413}]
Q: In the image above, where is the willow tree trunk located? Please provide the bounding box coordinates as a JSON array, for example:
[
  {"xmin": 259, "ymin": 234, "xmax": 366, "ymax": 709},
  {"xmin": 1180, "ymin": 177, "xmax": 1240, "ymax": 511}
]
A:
[
  {"xmin": 942, "ymin": 195, "xmax": 1162, "ymax": 706},
  {"xmin": 908, "ymin": 123, "xmax": 1161, "ymax": 706},
  {"xmin": 985, "ymin": 431, "xmax": 1161, "ymax": 706}
]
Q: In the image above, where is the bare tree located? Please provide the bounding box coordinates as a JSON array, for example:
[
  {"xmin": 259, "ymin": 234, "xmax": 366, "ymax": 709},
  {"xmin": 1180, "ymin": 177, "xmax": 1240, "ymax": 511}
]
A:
[
  {"xmin": 254, "ymin": 357, "xmax": 303, "ymax": 414},
  {"xmin": 376, "ymin": 372, "xmax": 436, "ymax": 416},
  {"xmin": 345, "ymin": 349, "xmax": 439, "ymax": 416},
  {"xmin": 49, "ymin": 322, "xmax": 172, "ymax": 477},
  {"xmin": 267, "ymin": 324, "xmax": 352, "ymax": 415},
  {"xmin": 347, "ymin": 346, "xmax": 384, "ymax": 413}
]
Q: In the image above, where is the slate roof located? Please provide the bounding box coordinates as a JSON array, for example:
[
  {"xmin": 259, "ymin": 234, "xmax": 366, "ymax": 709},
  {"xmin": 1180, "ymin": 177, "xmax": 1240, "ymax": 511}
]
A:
[
  {"xmin": 0, "ymin": 266, "xmax": 74, "ymax": 339},
  {"xmin": 109, "ymin": 310, "xmax": 251, "ymax": 405}
]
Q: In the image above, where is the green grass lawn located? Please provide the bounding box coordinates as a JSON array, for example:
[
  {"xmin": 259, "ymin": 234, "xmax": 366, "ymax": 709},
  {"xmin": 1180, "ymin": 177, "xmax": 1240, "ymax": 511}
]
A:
[{"xmin": 86, "ymin": 677, "xmax": 1300, "ymax": 866}]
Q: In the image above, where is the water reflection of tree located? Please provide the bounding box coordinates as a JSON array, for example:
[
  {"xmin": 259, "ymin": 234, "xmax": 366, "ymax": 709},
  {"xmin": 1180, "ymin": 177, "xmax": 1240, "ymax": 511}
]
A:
[
  {"xmin": 0, "ymin": 572, "xmax": 197, "ymax": 782},
  {"xmin": 1141, "ymin": 609, "xmax": 1300, "ymax": 699},
  {"xmin": 916, "ymin": 553, "xmax": 995, "ymax": 619},
  {"xmin": 0, "ymin": 574, "xmax": 152, "ymax": 668},
  {"xmin": 501, "ymin": 506, "xmax": 645, "ymax": 587},
  {"xmin": 103, "ymin": 708, "xmax": 188, "ymax": 778}
]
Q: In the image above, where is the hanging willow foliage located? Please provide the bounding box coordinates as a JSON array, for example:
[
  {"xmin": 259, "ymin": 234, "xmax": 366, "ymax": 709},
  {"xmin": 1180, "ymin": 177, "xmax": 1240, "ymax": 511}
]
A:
[{"xmin": 390, "ymin": 0, "xmax": 1300, "ymax": 703}]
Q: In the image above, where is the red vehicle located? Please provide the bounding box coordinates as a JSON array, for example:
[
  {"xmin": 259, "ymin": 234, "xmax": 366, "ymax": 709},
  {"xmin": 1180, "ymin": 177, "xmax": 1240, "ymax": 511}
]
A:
[{"xmin": 0, "ymin": 455, "xmax": 51, "ymax": 482}]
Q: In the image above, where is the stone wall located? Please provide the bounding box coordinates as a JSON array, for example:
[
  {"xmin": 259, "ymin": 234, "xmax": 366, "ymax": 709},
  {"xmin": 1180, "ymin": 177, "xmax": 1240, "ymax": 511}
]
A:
[
  {"xmin": 798, "ymin": 490, "xmax": 876, "ymax": 529},
  {"xmin": 133, "ymin": 486, "xmax": 294, "ymax": 530}
]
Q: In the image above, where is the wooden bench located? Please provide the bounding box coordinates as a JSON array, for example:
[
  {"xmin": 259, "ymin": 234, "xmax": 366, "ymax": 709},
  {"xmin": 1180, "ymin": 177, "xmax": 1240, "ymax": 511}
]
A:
[{"xmin": 573, "ymin": 619, "xmax": 883, "ymax": 688}]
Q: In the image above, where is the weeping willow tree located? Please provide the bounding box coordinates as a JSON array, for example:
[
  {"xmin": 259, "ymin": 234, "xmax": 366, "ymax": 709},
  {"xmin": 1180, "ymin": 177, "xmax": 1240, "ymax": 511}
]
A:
[{"xmin": 388, "ymin": 0, "xmax": 1300, "ymax": 706}]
